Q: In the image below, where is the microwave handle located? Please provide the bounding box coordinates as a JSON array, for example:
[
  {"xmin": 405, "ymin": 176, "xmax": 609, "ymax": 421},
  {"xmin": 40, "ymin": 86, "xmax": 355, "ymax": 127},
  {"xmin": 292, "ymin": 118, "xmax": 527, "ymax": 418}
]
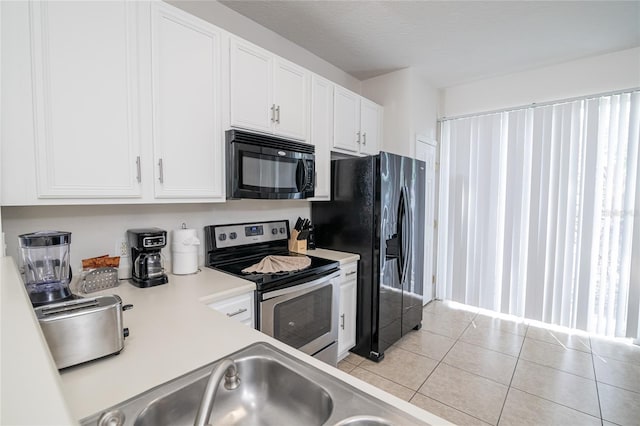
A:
[{"xmin": 296, "ymin": 159, "xmax": 307, "ymax": 192}]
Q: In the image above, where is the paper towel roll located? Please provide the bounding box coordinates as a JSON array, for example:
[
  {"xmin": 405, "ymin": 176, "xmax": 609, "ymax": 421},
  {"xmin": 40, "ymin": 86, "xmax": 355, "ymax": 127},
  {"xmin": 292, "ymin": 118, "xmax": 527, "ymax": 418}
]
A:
[{"xmin": 171, "ymin": 228, "xmax": 200, "ymax": 275}]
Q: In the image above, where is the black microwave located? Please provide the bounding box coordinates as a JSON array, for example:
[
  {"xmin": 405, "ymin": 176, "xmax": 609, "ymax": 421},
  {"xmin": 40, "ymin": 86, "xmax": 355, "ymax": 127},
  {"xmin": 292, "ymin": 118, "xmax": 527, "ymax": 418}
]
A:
[{"xmin": 226, "ymin": 130, "xmax": 315, "ymax": 200}]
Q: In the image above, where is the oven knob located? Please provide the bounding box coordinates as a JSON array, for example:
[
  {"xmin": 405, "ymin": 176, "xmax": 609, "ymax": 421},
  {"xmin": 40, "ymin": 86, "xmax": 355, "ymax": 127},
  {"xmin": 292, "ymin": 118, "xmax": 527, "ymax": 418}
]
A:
[
  {"xmin": 218, "ymin": 233, "xmax": 226, "ymax": 241},
  {"xmin": 229, "ymin": 232, "xmax": 237, "ymax": 240},
  {"xmin": 271, "ymin": 228, "xmax": 278, "ymax": 235},
  {"xmin": 279, "ymin": 227, "xmax": 286, "ymax": 234}
]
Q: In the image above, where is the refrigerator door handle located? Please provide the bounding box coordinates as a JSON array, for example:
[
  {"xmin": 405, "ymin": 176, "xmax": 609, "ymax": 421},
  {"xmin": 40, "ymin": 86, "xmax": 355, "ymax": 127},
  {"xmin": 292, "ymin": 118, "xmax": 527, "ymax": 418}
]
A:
[
  {"xmin": 400, "ymin": 184, "xmax": 411, "ymax": 286},
  {"xmin": 397, "ymin": 187, "xmax": 407, "ymax": 283}
]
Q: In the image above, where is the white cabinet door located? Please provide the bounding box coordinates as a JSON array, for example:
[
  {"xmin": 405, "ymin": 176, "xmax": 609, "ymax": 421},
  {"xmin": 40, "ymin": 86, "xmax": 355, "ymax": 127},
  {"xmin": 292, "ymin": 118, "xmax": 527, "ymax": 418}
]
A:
[
  {"xmin": 273, "ymin": 58, "xmax": 308, "ymax": 140},
  {"xmin": 30, "ymin": 1, "xmax": 142, "ymax": 198},
  {"xmin": 230, "ymin": 39, "xmax": 273, "ymax": 134},
  {"xmin": 309, "ymin": 75, "xmax": 333, "ymax": 200},
  {"xmin": 333, "ymin": 87, "xmax": 360, "ymax": 152},
  {"xmin": 339, "ymin": 278, "xmax": 357, "ymax": 358},
  {"xmin": 338, "ymin": 261, "xmax": 358, "ymax": 359},
  {"xmin": 208, "ymin": 291, "xmax": 255, "ymax": 328},
  {"xmin": 360, "ymin": 99, "xmax": 382, "ymax": 156},
  {"xmin": 151, "ymin": 3, "xmax": 224, "ymax": 200}
]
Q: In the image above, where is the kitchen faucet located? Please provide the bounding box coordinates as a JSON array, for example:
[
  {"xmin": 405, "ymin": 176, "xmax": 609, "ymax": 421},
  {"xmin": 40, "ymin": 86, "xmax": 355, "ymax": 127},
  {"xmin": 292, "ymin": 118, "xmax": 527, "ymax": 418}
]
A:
[{"xmin": 194, "ymin": 359, "xmax": 240, "ymax": 426}]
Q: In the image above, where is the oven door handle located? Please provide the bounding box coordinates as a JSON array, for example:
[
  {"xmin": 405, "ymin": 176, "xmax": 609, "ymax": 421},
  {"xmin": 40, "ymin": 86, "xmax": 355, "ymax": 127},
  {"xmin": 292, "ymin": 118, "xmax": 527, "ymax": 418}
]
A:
[{"xmin": 262, "ymin": 270, "xmax": 341, "ymax": 301}]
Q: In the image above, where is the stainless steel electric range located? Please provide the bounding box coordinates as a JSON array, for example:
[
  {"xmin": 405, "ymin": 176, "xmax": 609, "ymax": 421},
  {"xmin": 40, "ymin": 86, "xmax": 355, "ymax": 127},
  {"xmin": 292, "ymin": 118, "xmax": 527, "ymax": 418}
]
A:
[{"xmin": 204, "ymin": 220, "xmax": 341, "ymax": 366}]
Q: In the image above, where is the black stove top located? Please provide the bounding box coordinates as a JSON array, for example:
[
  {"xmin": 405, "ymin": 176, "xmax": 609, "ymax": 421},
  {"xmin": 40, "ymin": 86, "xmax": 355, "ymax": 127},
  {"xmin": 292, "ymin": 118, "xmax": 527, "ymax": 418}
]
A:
[
  {"xmin": 204, "ymin": 220, "xmax": 340, "ymax": 292},
  {"xmin": 208, "ymin": 251, "xmax": 339, "ymax": 292}
]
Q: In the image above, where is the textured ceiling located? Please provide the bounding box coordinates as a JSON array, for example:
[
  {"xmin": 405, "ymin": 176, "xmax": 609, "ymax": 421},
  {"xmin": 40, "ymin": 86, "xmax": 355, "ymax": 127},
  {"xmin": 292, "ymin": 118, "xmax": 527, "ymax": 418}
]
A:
[{"xmin": 218, "ymin": 1, "xmax": 640, "ymax": 88}]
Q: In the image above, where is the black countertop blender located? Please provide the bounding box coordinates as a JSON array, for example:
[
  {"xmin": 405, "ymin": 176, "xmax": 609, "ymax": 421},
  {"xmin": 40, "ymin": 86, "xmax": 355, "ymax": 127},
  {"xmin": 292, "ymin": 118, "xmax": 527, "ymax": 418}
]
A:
[{"xmin": 18, "ymin": 231, "xmax": 74, "ymax": 306}]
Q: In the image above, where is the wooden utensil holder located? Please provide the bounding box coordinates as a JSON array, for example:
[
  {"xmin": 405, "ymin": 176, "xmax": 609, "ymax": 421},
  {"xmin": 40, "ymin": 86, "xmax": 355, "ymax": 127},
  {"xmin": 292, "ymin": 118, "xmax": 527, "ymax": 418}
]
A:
[{"xmin": 288, "ymin": 230, "xmax": 308, "ymax": 254}]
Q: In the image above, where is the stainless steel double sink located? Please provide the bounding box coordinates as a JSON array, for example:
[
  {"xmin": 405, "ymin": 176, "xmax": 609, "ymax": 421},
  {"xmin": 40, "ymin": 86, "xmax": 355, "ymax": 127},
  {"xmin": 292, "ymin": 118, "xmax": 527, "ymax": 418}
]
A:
[{"xmin": 80, "ymin": 342, "xmax": 427, "ymax": 426}]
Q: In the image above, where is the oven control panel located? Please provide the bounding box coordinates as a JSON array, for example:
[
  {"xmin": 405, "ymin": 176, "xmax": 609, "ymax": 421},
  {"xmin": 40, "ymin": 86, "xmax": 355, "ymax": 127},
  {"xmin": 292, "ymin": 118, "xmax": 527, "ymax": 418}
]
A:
[{"xmin": 212, "ymin": 221, "xmax": 289, "ymax": 248}]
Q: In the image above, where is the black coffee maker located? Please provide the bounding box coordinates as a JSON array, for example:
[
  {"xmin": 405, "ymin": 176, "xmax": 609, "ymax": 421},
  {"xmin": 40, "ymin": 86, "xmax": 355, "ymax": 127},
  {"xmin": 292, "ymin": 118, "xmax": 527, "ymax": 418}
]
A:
[{"xmin": 127, "ymin": 228, "xmax": 169, "ymax": 288}]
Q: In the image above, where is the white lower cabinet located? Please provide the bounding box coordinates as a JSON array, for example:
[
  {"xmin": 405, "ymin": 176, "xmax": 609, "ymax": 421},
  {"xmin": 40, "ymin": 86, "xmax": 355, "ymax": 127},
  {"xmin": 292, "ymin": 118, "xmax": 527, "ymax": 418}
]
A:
[
  {"xmin": 207, "ymin": 291, "xmax": 255, "ymax": 328},
  {"xmin": 338, "ymin": 261, "xmax": 358, "ymax": 360}
]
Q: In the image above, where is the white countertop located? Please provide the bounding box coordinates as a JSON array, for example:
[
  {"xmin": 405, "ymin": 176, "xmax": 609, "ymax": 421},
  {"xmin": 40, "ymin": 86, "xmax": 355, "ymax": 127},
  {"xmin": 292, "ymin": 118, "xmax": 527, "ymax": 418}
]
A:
[
  {"xmin": 308, "ymin": 247, "xmax": 360, "ymax": 265},
  {"xmin": 1, "ymin": 253, "xmax": 451, "ymax": 425}
]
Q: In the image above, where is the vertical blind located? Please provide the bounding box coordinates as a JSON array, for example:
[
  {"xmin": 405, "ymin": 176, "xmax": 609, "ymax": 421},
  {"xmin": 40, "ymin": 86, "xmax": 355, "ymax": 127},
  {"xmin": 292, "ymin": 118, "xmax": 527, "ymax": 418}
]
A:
[{"xmin": 437, "ymin": 91, "xmax": 640, "ymax": 337}]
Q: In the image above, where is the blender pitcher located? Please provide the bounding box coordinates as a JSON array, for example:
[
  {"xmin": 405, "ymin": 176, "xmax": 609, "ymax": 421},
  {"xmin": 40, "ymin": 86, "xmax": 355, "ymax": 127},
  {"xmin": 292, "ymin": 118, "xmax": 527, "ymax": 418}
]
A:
[{"xmin": 18, "ymin": 231, "xmax": 73, "ymax": 306}]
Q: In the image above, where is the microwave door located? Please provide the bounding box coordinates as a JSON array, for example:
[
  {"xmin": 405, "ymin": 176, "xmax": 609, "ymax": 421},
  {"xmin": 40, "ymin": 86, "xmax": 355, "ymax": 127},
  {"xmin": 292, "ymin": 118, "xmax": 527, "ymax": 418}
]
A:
[
  {"xmin": 226, "ymin": 129, "xmax": 315, "ymax": 200},
  {"xmin": 240, "ymin": 151, "xmax": 299, "ymax": 194}
]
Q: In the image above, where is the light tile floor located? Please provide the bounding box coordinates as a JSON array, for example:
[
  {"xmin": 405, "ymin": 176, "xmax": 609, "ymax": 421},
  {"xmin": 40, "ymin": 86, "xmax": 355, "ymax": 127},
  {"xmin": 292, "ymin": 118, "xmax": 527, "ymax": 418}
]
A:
[{"xmin": 337, "ymin": 300, "xmax": 640, "ymax": 426}]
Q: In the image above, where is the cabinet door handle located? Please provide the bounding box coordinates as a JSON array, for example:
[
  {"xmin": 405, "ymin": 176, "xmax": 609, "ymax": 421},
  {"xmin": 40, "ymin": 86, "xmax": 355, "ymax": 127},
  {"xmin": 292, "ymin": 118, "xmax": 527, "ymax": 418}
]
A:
[
  {"xmin": 136, "ymin": 156, "xmax": 141, "ymax": 183},
  {"xmin": 362, "ymin": 132, "xmax": 367, "ymax": 145},
  {"xmin": 271, "ymin": 104, "xmax": 276, "ymax": 122},
  {"xmin": 227, "ymin": 308, "xmax": 248, "ymax": 318},
  {"xmin": 276, "ymin": 105, "xmax": 281, "ymax": 123},
  {"xmin": 356, "ymin": 131, "xmax": 361, "ymax": 144},
  {"xmin": 158, "ymin": 158, "xmax": 164, "ymax": 183},
  {"xmin": 345, "ymin": 271, "xmax": 356, "ymax": 276},
  {"xmin": 340, "ymin": 313, "xmax": 345, "ymax": 330}
]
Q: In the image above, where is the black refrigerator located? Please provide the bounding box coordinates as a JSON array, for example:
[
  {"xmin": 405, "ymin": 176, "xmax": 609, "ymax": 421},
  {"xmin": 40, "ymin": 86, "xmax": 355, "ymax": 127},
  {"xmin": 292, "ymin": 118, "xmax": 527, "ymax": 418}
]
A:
[{"xmin": 312, "ymin": 152, "xmax": 425, "ymax": 362}]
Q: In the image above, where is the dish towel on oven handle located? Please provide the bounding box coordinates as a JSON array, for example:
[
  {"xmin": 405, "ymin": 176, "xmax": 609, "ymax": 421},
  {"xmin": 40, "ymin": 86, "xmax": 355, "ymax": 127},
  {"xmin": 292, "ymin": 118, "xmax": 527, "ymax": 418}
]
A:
[{"xmin": 241, "ymin": 255, "xmax": 311, "ymax": 274}]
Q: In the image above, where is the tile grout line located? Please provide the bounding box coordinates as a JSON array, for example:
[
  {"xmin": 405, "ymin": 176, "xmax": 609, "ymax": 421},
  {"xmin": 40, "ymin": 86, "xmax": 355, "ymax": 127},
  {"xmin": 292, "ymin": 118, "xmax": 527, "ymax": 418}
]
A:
[
  {"xmin": 415, "ymin": 313, "xmax": 478, "ymax": 390},
  {"xmin": 525, "ymin": 334, "xmax": 592, "ymax": 354},
  {"xmin": 589, "ymin": 336, "xmax": 605, "ymax": 426},
  {"xmin": 507, "ymin": 387, "xmax": 605, "ymax": 420},
  {"xmin": 516, "ymin": 354, "xmax": 598, "ymax": 381},
  {"xmin": 594, "ymin": 379, "xmax": 640, "ymax": 395},
  {"xmin": 495, "ymin": 321, "xmax": 528, "ymax": 425},
  {"xmin": 412, "ymin": 310, "xmax": 509, "ymax": 425},
  {"xmin": 415, "ymin": 393, "xmax": 496, "ymax": 426}
]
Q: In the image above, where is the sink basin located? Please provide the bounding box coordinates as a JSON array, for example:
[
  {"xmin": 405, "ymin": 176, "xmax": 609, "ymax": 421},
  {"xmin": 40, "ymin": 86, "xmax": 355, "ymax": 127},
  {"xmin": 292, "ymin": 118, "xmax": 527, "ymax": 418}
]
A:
[
  {"xmin": 134, "ymin": 355, "xmax": 333, "ymax": 426},
  {"xmin": 81, "ymin": 342, "xmax": 427, "ymax": 426}
]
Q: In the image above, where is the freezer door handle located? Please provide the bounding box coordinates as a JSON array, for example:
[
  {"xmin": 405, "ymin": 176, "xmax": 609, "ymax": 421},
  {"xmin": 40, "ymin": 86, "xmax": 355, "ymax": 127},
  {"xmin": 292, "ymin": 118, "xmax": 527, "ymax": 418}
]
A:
[{"xmin": 398, "ymin": 186, "xmax": 412, "ymax": 285}]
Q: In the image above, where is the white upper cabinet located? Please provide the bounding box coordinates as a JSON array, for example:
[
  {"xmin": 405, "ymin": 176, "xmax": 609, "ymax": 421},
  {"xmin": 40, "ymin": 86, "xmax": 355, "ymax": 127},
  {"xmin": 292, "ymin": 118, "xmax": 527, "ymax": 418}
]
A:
[
  {"xmin": 30, "ymin": 1, "xmax": 143, "ymax": 198},
  {"xmin": 151, "ymin": 3, "xmax": 224, "ymax": 200},
  {"xmin": 333, "ymin": 86, "xmax": 361, "ymax": 152},
  {"xmin": 309, "ymin": 75, "xmax": 334, "ymax": 201},
  {"xmin": 359, "ymin": 98, "xmax": 382, "ymax": 156},
  {"xmin": 230, "ymin": 38, "xmax": 309, "ymax": 141},
  {"xmin": 273, "ymin": 58, "xmax": 308, "ymax": 140},
  {"xmin": 229, "ymin": 38, "xmax": 273, "ymax": 134},
  {"xmin": 333, "ymin": 86, "xmax": 383, "ymax": 156}
]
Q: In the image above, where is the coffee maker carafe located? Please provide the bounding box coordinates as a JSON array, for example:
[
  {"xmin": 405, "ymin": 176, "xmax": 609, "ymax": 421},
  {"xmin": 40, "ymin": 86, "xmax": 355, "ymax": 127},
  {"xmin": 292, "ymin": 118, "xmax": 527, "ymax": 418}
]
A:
[
  {"xmin": 127, "ymin": 228, "xmax": 168, "ymax": 288},
  {"xmin": 18, "ymin": 231, "xmax": 74, "ymax": 306}
]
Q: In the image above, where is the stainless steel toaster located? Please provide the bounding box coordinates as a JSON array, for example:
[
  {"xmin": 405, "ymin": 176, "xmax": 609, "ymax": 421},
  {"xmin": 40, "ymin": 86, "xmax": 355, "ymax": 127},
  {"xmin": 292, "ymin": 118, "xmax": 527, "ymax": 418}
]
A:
[{"xmin": 35, "ymin": 295, "xmax": 132, "ymax": 369}]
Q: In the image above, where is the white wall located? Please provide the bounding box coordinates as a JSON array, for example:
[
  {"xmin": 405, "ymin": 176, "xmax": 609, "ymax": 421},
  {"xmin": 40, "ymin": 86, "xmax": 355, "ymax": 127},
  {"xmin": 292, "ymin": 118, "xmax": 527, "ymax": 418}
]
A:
[
  {"xmin": 167, "ymin": 0, "xmax": 361, "ymax": 93},
  {"xmin": 1, "ymin": 201, "xmax": 311, "ymax": 273},
  {"xmin": 410, "ymin": 71, "xmax": 439, "ymax": 144},
  {"xmin": 362, "ymin": 68, "xmax": 439, "ymax": 157},
  {"xmin": 441, "ymin": 47, "xmax": 640, "ymax": 118}
]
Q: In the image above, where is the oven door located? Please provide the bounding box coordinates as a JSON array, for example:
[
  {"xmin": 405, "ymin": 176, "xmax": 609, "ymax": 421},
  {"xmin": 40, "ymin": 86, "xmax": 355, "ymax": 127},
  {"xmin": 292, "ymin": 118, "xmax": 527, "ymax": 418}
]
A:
[
  {"xmin": 228, "ymin": 135, "xmax": 315, "ymax": 200},
  {"xmin": 260, "ymin": 271, "xmax": 339, "ymax": 357}
]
